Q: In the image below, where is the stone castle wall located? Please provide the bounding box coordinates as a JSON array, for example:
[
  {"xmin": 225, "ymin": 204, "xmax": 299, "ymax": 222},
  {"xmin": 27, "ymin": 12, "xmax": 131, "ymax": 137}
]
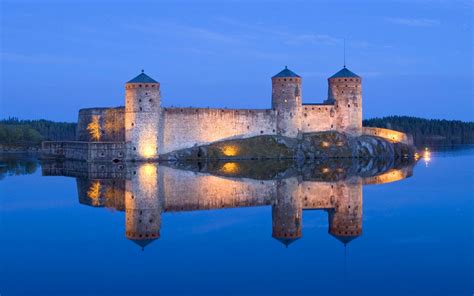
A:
[
  {"xmin": 301, "ymin": 104, "xmax": 336, "ymax": 133},
  {"xmin": 160, "ymin": 165, "xmax": 275, "ymax": 211},
  {"xmin": 76, "ymin": 107, "xmax": 125, "ymax": 142},
  {"xmin": 42, "ymin": 141, "xmax": 126, "ymax": 162},
  {"xmin": 362, "ymin": 127, "xmax": 414, "ymax": 146},
  {"xmin": 160, "ymin": 108, "xmax": 277, "ymax": 154},
  {"xmin": 63, "ymin": 69, "xmax": 415, "ymax": 158}
]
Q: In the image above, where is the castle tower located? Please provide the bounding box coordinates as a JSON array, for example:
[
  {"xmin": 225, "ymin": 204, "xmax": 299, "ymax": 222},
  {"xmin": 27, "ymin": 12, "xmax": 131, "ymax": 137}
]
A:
[
  {"xmin": 125, "ymin": 70, "xmax": 160, "ymax": 160},
  {"xmin": 328, "ymin": 180, "xmax": 362, "ymax": 245},
  {"xmin": 272, "ymin": 67, "xmax": 302, "ymax": 137},
  {"xmin": 326, "ymin": 67, "xmax": 362, "ymax": 135},
  {"xmin": 272, "ymin": 177, "xmax": 302, "ymax": 247},
  {"xmin": 125, "ymin": 163, "xmax": 162, "ymax": 250}
]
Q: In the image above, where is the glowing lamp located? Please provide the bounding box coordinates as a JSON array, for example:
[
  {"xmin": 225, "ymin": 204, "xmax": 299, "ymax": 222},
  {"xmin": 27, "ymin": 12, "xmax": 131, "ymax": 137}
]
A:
[
  {"xmin": 221, "ymin": 162, "xmax": 240, "ymax": 174},
  {"xmin": 321, "ymin": 141, "xmax": 330, "ymax": 148},
  {"xmin": 141, "ymin": 145, "xmax": 156, "ymax": 159},
  {"xmin": 222, "ymin": 145, "xmax": 239, "ymax": 157}
]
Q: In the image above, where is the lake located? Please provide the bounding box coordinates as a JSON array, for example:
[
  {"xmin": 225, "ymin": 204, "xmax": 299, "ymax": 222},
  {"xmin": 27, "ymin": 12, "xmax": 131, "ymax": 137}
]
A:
[{"xmin": 0, "ymin": 148, "xmax": 473, "ymax": 296}]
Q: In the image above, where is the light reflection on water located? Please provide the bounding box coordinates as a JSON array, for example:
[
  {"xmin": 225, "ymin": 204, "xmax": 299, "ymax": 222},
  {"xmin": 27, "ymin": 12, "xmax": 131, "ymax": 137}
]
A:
[{"xmin": 0, "ymin": 150, "xmax": 473, "ymax": 296}]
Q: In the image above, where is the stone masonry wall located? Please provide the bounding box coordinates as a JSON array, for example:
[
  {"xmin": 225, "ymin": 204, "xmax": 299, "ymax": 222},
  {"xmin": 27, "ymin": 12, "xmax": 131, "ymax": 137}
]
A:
[
  {"xmin": 76, "ymin": 107, "xmax": 125, "ymax": 142},
  {"xmin": 362, "ymin": 127, "xmax": 413, "ymax": 146},
  {"xmin": 301, "ymin": 104, "xmax": 336, "ymax": 133},
  {"xmin": 42, "ymin": 141, "xmax": 126, "ymax": 161},
  {"xmin": 159, "ymin": 165, "xmax": 275, "ymax": 211},
  {"xmin": 160, "ymin": 108, "xmax": 277, "ymax": 154}
]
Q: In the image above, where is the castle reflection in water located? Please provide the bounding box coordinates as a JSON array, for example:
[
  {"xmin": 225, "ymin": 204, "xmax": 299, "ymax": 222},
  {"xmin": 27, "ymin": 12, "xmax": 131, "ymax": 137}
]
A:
[{"xmin": 42, "ymin": 158, "xmax": 415, "ymax": 249}]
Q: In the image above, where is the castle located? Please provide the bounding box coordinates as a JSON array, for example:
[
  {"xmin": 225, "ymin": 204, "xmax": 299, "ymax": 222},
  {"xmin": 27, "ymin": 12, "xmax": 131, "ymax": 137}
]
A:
[
  {"xmin": 42, "ymin": 66, "xmax": 413, "ymax": 161},
  {"xmin": 79, "ymin": 66, "xmax": 362, "ymax": 159}
]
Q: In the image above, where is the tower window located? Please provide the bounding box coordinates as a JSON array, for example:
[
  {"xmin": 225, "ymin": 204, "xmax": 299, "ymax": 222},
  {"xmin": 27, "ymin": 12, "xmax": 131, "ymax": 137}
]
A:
[
  {"xmin": 139, "ymin": 84, "xmax": 142, "ymax": 87},
  {"xmin": 348, "ymin": 104, "xmax": 350, "ymax": 107},
  {"xmin": 149, "ymin": 99, "xmax": 152, "ymax": 102},
  {"xmin": 139, "ymin": 99, "xmax": 142, "ymax": 102},
  {"xmin": 284, "ymin": 79, "xmax": 287, "ymax": 81}
]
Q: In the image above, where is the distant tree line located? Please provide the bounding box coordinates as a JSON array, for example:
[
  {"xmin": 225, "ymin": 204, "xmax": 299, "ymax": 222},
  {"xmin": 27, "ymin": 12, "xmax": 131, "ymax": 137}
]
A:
[
  {"xmin": 0, "ymin": 157, "xmax": 38, "ymax": 179},
  {"xmin": 363, "ymin": 116, "xmax": 474, "ymax": 146},
  {"xmin": 0, "ymin": 118, "xmax": 76, "ymax": 146},
  {"xmin": 1, "ymin": 116, "xmax": 473, "ymax": 148}
]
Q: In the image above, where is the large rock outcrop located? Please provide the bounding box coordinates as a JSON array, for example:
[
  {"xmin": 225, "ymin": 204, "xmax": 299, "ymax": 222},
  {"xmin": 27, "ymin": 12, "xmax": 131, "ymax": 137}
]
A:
[{"xmin": 160, "ymin": 131, "xmax": 415, "ymax": 161}]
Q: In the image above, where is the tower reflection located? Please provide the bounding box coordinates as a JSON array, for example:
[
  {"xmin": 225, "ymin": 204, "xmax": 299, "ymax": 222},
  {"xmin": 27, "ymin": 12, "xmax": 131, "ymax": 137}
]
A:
[{"xmin": 42, "ymin": 158, "xmax": 415, "ymax": 249}]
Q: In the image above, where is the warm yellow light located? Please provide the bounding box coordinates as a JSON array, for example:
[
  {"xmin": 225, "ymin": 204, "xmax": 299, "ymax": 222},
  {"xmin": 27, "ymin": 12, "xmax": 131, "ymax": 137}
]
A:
[
  {"xmin": 321, "ymin": 141, "xmax": 330, "ymax": 148},
  {"xmin": 138, "ymin": 163, "xmax": 158, "ymax": 189},
  {"xmin": 321, "ymin": 167, "xmax": 330, "ymax": 173},
  {"xmin": 220, "ymin": 162, "xmax": 240, "ymax": 174},
  {"xmin": 222, "ymin": 145, "xmax": 239, "ymax": 157},
  {"xmin": 87, "ymin": 115, "xmax": 101, "ymax": 141},
  {"xmin": 423, "ymin": 148, "xmax": 431, "ymax": 167},
  {"xmin": 141, "ymin": 163, "xmax": 156, "ymax": 177},
  {"xmin": 388, "ymin": 133, "xmax": 400, "ymax": 142},
  {"xmin": 87, "ymin": 181, "xmax": 101, "ymax": 206},
  {"xmin": 141, "ymin": 145, "xmax": 156, "ymax": 158}
]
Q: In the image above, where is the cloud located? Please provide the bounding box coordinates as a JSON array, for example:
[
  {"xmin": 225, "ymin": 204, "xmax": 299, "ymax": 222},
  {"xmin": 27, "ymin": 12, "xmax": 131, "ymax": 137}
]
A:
[{"xmin": 385, "ymin": 17, "xmax": 441, "ymax": 27}]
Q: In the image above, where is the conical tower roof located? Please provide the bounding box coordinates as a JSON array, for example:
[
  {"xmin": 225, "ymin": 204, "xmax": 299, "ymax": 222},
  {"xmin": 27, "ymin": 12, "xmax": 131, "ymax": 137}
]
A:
[
  {"xmin": 274, "ymin": 237, "xmax": 300, "ymax": 248},
  {"xmin": 127, "ymin": 70, "xmax": 158, "ymax": 83},
  {"xmin": 272, "ymin": 66, "xmax": 300, "ymax": 78},
  {"xmin": 129, "ymin": 238, "xmax": 157, "ymax": 250},
  {"xmin": 330, "ymin": 233, "xmax": 359, "ymax": 245},
  {"xmin": 329, "ymin": 66, "xmax": 360, "ymax": 79}
]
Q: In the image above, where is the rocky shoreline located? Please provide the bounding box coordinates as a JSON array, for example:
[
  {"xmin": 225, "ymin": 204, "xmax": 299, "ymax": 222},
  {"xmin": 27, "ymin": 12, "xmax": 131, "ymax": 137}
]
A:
[{"xmin": 160, "ymin": 131, "xmax": 416, "ymax": 161}]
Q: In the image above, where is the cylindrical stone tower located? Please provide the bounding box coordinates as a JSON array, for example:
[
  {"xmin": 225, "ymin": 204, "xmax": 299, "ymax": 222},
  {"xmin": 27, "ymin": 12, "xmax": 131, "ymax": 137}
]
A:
[
  {"xmin": 326, "ymin": 67, "xmax": 362, "ymax": 135},
  {"xmin": 272, "ymin": 177, "xmax": 302, "ymax": 248},
  {"xmin": 125, "ymin": 70, "xmax": 160, "ymax": 160},
  {"xmin": 272, "ymin": 66, "xmax": 302, "ymax": 137},
  {"xmin": 328, "ymin": 180, "xmax": 362, "ymax": 245},
  {"xmin": 125, "ymin": 163, "xmax": 161, "ymax": 250}
]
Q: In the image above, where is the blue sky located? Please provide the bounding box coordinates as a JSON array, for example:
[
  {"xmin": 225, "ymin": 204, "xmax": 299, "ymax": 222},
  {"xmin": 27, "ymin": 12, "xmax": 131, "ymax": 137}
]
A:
[{"xmin": 1, "ymin": 0, "xmax": 472, "ymax": 122}]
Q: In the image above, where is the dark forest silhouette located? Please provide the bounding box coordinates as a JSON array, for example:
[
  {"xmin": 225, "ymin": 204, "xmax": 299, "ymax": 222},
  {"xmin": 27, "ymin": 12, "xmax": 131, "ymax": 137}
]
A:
[{"xmin": 1, "ymin": 116, "xmax": 473, "ymax": 148}]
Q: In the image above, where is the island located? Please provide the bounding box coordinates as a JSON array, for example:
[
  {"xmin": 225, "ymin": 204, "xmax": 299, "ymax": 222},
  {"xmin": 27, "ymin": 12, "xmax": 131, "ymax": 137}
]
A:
[{"xmin": 41, "ymin": 66, "xmax": 415, "ymax": 161}]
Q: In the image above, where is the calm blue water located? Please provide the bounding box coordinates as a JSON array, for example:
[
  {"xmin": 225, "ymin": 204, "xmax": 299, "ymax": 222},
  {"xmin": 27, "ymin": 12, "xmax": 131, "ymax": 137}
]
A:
[{"xmin": 0, "ymin": 149, "xmax": 473, "ymax": 296}]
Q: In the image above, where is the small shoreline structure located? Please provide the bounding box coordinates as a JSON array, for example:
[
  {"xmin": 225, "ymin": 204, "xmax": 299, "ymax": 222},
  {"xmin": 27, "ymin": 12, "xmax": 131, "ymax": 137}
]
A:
[{"xmin": 41, "ymin": 66, "xmax": 415, "ymax": 162}]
